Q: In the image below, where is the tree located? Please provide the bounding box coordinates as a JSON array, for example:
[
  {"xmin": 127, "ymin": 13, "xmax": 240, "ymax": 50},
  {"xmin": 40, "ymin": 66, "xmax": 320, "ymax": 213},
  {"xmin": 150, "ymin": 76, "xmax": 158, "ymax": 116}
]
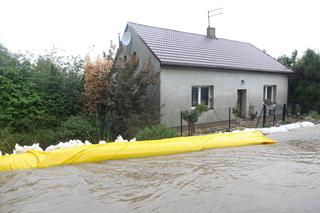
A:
[
  {"xmin": 106, "ymin": 55, "xmax": 158, "ymax": 138},
  {"xmin": 83, "ymin": 55, "xmax": 113, "ymax": 139},
  {"xmin": 278, "ymin": 49, "xmax": 320, "ymax": 112},
  {"xmin": 291, "ymin": 49, "xmax": 320, "ymax": 103},
  {"xmin": 182, "ymin": 104, "xmax": 208, "ymax": 136},
  {"xmin": 0, "ymin": 44, "xmax": 45, "ymax": 131},
  {"xmin": 277, "ymin": 50, "xmax": 298, "ymax": 69},
  {"xmin": 32, "ymin": 50, "xmax": 85, "ymax": 126},
  {"xmin": 0, "ymin": 43, "xmax": 85, "ymax": 130},
  {"xmin": 83, "ymin": 42, "xmax": 115, "ymax": 139},
  {"xmin": 84, "ymin": 55, "xmax": 113, "ymax": 114}
]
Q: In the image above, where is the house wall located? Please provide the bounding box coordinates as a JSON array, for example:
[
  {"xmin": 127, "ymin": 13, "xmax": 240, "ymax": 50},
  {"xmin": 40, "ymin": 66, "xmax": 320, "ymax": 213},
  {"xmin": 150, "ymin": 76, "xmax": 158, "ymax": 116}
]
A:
[
  {"xmin": 160, "ymin": 67, "xmax": 289, "ymax": 127},
  {"xmin": 119, "ymin": 26, "xmax": 161, "ymax": 118}
]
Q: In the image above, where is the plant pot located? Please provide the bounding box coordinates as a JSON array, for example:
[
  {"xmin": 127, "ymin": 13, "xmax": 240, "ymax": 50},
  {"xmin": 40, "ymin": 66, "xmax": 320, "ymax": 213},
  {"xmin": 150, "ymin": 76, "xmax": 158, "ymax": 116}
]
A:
[{"xmin": 235, "ymin": 116, "xmax": 240, "ymax": 125}]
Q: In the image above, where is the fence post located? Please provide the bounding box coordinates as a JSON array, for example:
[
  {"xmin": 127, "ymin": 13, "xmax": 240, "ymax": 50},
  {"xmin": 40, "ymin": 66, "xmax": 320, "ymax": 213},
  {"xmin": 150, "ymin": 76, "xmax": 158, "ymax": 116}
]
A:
[
  {"xmin": 273, "ymin": 107, "xmax": 276, "ymax": 125},
  {"xmin": 263, "ymin": 104, "xmax": 266, "ymax": 127},
  {"xmin": 282, "ymin": 104, "xmax": 286, "ymax": 123},
  {"xmin": 180, "ymin": 111, "xmax": 183, "ymax": 136},
  {"xmin": 228, "ymin": 107, "xmax": 231, "ymax": 132}
]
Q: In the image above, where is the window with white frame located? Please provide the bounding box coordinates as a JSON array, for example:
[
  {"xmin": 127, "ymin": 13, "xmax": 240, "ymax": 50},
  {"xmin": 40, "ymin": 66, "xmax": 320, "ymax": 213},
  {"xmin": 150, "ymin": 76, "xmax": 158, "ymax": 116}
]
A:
[
  {"xmin": 263, "ymin": 85, "xmax": 277, "ymax": 103},
  {"xmin": 192, "ymin": 86, "xmax": 214, "ymax": 108}
]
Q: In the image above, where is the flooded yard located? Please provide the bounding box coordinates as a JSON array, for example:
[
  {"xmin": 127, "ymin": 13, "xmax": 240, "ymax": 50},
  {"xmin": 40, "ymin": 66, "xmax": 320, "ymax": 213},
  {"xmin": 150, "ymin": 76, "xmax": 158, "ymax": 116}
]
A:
[{"xmin": 1, "ymin": 125, "xmax": 320, "ymax": 212}]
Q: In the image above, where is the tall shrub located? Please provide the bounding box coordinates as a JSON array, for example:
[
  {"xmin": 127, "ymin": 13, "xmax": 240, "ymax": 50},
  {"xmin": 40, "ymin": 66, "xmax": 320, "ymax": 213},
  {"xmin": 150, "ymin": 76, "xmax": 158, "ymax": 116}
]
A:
[
  {"xmin": 106, "ymin": 56, "xmax": 158, "ymax": 138},
  {"xmin": 33, "ymin": 52, "xmax": 85, "ymax": 124},
  {"xmin": 0, "ymin": 44, "xmax": 45, "ymax": 130},
  {"xmin": 278, "ymin": 49, "xmax": 320, "ymax": 112},
  {"xmin": 0, "ymin": 43, "xmax": 85, "ymax": 130}
]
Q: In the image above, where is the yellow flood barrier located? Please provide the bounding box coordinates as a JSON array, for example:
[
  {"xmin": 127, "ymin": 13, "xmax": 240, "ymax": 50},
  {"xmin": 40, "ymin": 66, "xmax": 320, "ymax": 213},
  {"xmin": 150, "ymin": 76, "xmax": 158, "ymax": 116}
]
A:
[{"xmin": 0, "ymin": 130, "xmax": 276, "ymax": 172}]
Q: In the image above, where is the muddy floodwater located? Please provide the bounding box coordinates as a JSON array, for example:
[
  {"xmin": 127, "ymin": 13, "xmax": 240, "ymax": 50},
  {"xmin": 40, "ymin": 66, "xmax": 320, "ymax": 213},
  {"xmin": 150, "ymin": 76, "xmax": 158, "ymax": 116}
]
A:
[{"xmin": 1, "ymin": 125, "xmax": 320, "ymax": 213}]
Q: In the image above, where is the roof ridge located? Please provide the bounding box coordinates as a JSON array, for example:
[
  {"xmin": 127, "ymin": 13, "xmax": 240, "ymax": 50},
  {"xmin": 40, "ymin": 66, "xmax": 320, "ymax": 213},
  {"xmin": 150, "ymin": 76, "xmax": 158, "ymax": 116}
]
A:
[
  {"xmin": 128, "ymin": 22, "xmax": 253, "ymax": 45},
  {"xmin": 128, "ymin": 22, "xmax": 210, "ymax": 38}
]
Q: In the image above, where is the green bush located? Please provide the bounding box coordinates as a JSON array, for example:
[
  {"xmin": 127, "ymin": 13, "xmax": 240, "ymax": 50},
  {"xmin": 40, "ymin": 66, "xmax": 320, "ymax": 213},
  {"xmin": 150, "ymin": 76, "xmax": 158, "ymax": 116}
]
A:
[
  {"xmin": 0, "ymin": 129, "xmax": 59, "ymax": 154},
  {"xmin": 57, "ymin": 115, "xmax": 97, "ymax": 142},
  {"xmin": 0, "ymin": 129, "xmax": 14, "ymax": 154},
  {"xmin": 182, "ymin": 104, "xmax": 208, "ymax": 123},
  {"xmin": 308, "ymin": 111, "xmax": 320, "ymax": 119},
  {"xmin": 0, "ymin": 43, "xmax": 85, "ymax": 132},
  {"xmin": 0, "ymin": 116, "xmax": 99, "ymax": 154},
  {"xmin": 195, "ymin": 104, "xmax": 208, "ymax": 114},
  {"xmin": 232, "ymin": 106, "xmax": 241, "ymax": 117},
  {"xmin": 304, "ymin": 111, "xmax": 320, "ymax": 122},
  {"xmin": 182, "ymin": 109, "xmax": 199, "ymax": 123},
  {"xmin": 135, "ymin": 124, "xmax": 177, "ymax": 141}
]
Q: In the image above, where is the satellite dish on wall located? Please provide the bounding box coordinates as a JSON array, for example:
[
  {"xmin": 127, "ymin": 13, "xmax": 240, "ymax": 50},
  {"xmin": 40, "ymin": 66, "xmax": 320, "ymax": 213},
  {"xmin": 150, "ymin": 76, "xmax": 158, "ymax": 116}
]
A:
[{"xmin": 121, "ymin": 32, "xmax": 132, "ymax": 46}]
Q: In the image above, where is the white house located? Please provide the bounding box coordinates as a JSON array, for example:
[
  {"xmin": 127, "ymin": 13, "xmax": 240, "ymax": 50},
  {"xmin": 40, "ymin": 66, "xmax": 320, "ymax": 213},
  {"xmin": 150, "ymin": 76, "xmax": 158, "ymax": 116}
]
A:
[{"xmin": 119, "ymin": 22, "xmax": 293, "ymax": 127}]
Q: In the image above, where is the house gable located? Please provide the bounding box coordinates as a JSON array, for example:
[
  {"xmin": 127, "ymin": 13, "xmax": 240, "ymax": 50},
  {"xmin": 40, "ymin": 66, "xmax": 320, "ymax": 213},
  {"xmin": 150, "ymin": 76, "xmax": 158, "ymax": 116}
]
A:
[{"xmin": 121, "ymin": 24, "xmax": 161, "ymax": 72}]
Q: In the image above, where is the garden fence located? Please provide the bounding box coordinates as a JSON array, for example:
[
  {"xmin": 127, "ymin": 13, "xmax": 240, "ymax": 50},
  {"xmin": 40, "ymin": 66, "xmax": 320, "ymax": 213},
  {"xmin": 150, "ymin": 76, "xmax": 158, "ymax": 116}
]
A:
[{"xmin": 175, "ymin": 102, "xmax": 320, "ymax": 136}]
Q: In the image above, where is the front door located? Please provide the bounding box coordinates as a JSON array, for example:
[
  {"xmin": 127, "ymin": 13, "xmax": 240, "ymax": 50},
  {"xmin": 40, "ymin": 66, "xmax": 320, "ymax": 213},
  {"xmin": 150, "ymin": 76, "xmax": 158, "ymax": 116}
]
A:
[{"xmin": 237, "ymin": 89, "xmax": 247, "ymax": 118}]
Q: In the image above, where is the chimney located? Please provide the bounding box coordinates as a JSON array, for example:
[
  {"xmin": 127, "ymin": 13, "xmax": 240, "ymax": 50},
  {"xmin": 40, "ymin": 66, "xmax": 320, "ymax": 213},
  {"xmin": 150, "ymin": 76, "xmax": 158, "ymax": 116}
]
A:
[{"xmin": 207, "ymin": 27, "xmax": 216, "ymax": 39}]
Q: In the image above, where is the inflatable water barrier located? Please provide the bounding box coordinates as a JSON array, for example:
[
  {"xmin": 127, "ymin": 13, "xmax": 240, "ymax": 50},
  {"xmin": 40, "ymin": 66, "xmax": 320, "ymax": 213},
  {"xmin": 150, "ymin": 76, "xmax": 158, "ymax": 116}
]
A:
[{"xmin": 0, "ymin": 130, "xmax": 276, "ymax": 172}]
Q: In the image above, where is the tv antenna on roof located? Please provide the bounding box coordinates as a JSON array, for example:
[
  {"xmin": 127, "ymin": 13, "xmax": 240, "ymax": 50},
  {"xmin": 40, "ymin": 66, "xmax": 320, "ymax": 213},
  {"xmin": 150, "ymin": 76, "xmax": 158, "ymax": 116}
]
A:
[{"xmin": 208, "ymin": 8, "xmax": 223, "ymax": 27}]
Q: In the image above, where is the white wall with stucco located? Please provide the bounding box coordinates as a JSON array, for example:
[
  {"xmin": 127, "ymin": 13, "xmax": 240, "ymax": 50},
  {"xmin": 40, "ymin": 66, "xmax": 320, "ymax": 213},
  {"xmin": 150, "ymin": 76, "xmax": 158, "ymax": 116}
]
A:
[{"xmin": 160, "ymin": 67, "xmax": 289, "ymax": 127}]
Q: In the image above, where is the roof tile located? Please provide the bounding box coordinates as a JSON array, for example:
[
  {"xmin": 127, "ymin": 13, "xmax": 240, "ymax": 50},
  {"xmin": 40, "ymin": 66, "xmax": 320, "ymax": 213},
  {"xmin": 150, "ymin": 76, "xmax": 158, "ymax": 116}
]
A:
[{"xmin": 127, "ymin": 22, "xmax": 292, "ymax": 73}]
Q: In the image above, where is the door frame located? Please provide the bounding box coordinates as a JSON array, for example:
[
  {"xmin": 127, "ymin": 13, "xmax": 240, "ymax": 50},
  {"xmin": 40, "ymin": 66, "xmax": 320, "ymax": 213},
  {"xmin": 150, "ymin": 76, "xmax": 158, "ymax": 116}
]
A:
[{"xmin": 237, "ymin": 89, "xmax": 247, "ymax": 118}]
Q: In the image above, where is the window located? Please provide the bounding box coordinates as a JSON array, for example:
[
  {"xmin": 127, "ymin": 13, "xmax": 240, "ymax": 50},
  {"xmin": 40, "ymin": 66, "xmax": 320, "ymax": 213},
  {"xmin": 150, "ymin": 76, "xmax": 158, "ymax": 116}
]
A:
[
  {"xmin": 201, "ymin": 87, "xmax": 209, "ymax": 105},
  {"xmin": 192, "ymin": 87, "xmax": 199, "ymax": 107},
  {"xmin": 191, "ymin": 86, "xmax": 214, "ymax": 108},
  {"xmin": 263, "ymin": 85, "xmax": 277, "ymax": 103}
]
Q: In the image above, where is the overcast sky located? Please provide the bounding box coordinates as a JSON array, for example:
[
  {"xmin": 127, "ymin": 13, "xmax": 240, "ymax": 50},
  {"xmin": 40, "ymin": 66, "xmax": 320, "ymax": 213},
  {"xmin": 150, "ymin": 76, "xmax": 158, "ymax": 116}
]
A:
[{"xmin": 0, "ymin": 0, "xmax": 319, "ymax": 58}]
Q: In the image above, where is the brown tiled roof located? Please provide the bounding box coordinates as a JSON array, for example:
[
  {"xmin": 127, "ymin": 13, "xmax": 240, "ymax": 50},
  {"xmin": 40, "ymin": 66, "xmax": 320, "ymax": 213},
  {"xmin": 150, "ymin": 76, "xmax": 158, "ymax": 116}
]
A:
[{"xmin": 127, "ymin": 22, "xmax": 292, "ymax": 73}]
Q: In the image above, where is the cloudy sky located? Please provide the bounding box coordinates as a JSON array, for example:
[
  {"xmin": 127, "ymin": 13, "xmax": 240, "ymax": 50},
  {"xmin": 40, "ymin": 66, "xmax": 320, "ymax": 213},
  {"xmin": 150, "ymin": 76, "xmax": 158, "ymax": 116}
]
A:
[{"xmin": 0, "ymin": 0, "xmax": 319, "ymax": 58}]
